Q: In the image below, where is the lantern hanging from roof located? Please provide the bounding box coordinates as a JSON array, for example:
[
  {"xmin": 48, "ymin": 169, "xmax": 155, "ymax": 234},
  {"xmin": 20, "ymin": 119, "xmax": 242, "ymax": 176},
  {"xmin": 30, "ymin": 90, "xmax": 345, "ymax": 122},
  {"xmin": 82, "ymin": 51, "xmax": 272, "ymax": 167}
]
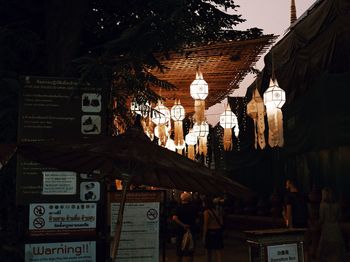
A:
[
  {"xmin": 175, "ymin": 140, "xmax": 186, "ymax": 155},
  {"xmin": 152, "ymin": 100, "xmax": 170, "ymax": 146},
  {"xmin": 263, "ymin": 78, "xmax": 286, "ymax": 147},
  {"xmin": 193, "ymin": 122, "xmax": 209, "ymax": 156},
  {"xmin": 220, "ymin": 104, "xmax": 239, "ymax": 151},
  {"xmin": 154, "ymin": 125, "xmax": 170, "ymax": 146},
  {"xmin": 190, "ymin": 70, "xmax": 208, "ymax": 123},
  {"xmin": 165, "ymin": 138, "xmax": 176, "ymax": 152},
  {"xmin": 185, "ymin": 129, "xmax": 197, "ymax": 160},
  {"xmin": 171, "ymin": 99, "xmax": 185, "ymax": 148},
  {"xmin": 141, "ymin": 116, "xmax": 154, "ymax": 141},
  {"xmin": 247, "ymin": 88, "xmax": 266, "ymax": 149},
  {"xmin": 131, "ymin": 100, "xmax": 150, "ymax": 118}
]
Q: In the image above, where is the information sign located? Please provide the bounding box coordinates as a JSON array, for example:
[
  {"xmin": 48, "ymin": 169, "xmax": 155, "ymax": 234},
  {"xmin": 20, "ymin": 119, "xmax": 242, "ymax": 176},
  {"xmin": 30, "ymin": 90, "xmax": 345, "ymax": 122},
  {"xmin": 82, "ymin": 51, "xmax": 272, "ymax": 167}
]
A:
[
  {"xmin": 267, "ymin": 243, "xmax": 299, "ymax": 262},
  {"xmin": 16, "ymin": 76, "xmax": 106, "ymax": 204},
  {"xmin": 25, "ymin": 241, "xmax": 96, "ymax": 262},
  {"xmin": 29, "ymin": 203, "xmax": 96, "ymax": 236},
  {"xmin": 109, "ymin": 191, "xmax": 162, "ymax": 262}
]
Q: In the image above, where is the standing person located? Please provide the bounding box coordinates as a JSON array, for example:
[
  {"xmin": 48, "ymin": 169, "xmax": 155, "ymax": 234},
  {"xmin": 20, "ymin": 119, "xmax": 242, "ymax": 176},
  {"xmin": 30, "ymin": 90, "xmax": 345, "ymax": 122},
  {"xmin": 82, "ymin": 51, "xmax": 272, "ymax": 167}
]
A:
[
  {"xmin": 202, "ymin": 197, "xmax": 224, "ymax": 262},
  {"xmin": 283, "ymin": 179, "xmax": 308, "ymax": 228},
  {"xmin": 317, "ymin": 187, "xmax": 346, "ymax": 262},
  {"xmin": 172, "ymin": 192, "xmax": 198, "ymax": 262}
]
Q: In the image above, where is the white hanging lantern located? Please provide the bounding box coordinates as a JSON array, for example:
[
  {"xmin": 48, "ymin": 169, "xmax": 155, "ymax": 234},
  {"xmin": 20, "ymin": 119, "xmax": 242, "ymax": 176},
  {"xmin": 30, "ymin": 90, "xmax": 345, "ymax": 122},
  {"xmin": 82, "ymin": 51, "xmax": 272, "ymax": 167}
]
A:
[
  {"xmin": 141, "ymin": 117, "xmax": 154, "ymax": 141},
  {"xmin": 220, "ymin": 104, "xmax": 239, "ymax": 151},
  {"xmin": 185, "ymin": 129, "xmax": 197, "ymax": 160},
  {"xmin": 193, "ymin": 122, "xmax": 209, "ymax": 156},
  {"xmin": 154, "ymin": 125, "xmax": 170, "ymax": 146},
  {"xmin": 193, "ymin": 122, "xmax": 209, "ymax": 138},
  {"xmin": 263, "ymin": 78, "xmax": 286, "ymax": 147},
  {"xmin": 175, "ymin": 140, "xmax": 186, "ymax": 155},
  {"xmin": 190, "ymin": 70, "xmax": 208, "ymax": 123},
  {"xmin": 131, "ymin": 100, "xmax": 150, "ymax": 117},
  {"xmin": 165, "ymin": 138, "xmax": 176, "ymax": 152},
  {"xmin": 151, "ymin": 100, "xmax": 170, "ymax": 125},
  {"xmin": 152, "ymin": 100, "xmax": 170, "ymax": 146},
  {"xmin": 263, "ymin": 79, "xmax": 286, "ymax": 109},
  {"xmin": 171, "ymin": 99, "xmax": 185, "ymax": 147},
  {"xmin": 247, "ymin": 88, "xmax": 266, "ymax": 149}
]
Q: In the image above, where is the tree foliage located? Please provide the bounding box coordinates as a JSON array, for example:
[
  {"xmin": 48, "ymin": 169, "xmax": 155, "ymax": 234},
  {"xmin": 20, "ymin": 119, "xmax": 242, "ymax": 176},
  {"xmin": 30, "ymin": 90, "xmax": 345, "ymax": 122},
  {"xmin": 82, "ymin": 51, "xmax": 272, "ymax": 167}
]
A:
[{"xmin": 0, "ymin": 0, "xmax": 263, "ymax": 134}]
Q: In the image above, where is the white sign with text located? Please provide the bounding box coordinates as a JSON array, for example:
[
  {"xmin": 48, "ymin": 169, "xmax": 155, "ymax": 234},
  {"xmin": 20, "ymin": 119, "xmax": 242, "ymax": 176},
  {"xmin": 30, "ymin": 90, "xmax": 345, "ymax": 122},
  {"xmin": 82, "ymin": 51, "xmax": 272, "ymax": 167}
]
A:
[
  {"xmin": 25, "ymin": 241, "xmax": 96, "ymax": 262},
  {"xmin": 42, "ymin": 171, "xmax": 77, "ymax": 195},
  {"xmin": 110, "ymin": 202, "xmax": 159, "ymax": 262},
  {"xmin": 29, "ymin": 203, "xmax": 96, "ymax": 230},
  {"xmin": 267, "ymin": 243, "xmax": 299, "ymax": 262}
]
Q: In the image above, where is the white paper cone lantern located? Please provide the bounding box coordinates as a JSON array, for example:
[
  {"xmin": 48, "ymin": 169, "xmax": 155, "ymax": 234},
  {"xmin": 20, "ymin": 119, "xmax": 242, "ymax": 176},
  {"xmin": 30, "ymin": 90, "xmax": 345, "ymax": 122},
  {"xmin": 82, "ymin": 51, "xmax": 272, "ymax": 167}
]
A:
[
  {"xmin": 190, "ymin": 71, "xmax": 208, "ymax": 123},
  {"xmin": 171, "ymin": 99, "xmax": 185, "ymax": 147},
  {"xmin": 220, "ymin": 104, "xmax": 239, "ymax": 151},
  {"xmin": 263, "ymin": 78, "xmax": 286, "ymax": 147},
  {"xmin": 185, "ymin": 129, "xmax": 197, "ymax": 160}
]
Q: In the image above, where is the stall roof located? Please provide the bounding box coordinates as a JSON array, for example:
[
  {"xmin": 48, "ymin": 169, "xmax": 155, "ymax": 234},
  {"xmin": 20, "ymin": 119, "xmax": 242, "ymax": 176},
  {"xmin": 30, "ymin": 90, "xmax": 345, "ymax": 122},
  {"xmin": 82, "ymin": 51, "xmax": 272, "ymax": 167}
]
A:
[{"xmin": 150, "ymin": 35, "xmax": 276, "ymax": 114}]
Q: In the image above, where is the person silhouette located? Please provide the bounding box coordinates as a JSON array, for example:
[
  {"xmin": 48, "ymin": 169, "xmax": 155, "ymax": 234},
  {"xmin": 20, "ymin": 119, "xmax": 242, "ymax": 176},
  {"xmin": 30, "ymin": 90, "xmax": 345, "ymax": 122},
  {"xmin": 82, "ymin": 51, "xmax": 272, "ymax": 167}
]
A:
[
  {"xmin": 317, "ymin": 187, "xmax": 346, "ymax": 262},
  {"xmin": 283, "ymin": 179, "xmax": 308, "ymax": 228}
]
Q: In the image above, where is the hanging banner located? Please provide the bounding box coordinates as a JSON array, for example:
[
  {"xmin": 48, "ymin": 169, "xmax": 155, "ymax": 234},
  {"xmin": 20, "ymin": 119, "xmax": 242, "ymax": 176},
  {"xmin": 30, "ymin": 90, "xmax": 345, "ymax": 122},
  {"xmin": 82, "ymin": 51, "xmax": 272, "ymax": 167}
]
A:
[
  {"xmin": 25, "ymin": 241, "xmax": 96, "ymax": 262},
  {"xmin": 28, "ymin": 203, "xmax": 97, "ymax": 237},
  {"xmin": 16, "ymin": 76, "xmax": 106, "ymax": 204},
  {"xmin": 109, "ymin": 191, "xmax": 163, "ymax": 262}
]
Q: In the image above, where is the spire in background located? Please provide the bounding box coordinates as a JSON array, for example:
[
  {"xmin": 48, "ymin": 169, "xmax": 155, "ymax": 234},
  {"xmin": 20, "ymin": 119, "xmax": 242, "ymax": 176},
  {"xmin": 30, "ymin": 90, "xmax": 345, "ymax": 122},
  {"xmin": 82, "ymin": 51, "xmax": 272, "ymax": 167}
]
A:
[{"xmin": 290, "ymin": 0, "xmax": 297, "ymax": 25}]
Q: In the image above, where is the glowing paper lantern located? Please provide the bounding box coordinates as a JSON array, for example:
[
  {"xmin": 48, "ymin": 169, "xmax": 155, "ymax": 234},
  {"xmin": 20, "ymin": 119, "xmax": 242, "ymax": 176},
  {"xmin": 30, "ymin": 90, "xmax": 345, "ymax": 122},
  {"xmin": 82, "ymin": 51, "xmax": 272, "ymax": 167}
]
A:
[
  {"xmin": 152, "ymin": 100, "xmax": 170, "ymax": 146},
  {"xmin": 185, "ymin": 129, "xmax": 197, "ymax": 160},
  {"xmin": 193, "ymin": 122, "xmax": 209, "ymax": 156},
  {"xmin": 190, "ymin": 71, "xmax": 208, "ymax": 123},
  {"xmin": 131, "ymin": 100, "xmax": 150, "ymax": 117},
  {"xmin": 170, "ymin": 99, "xmax": 185, "ymax": 148},
  {"xmin": 263, "ymin": 78, "xmax": 286, "ymax": 147},
  {"xmin": 247, "ymin": 88, "xmax": 266, "ymax": 149},
  {"xmin": 165, "ymin": 138, "xmax": 176, "ymax": 152},
  {"xmin": 220, "ymin": 104, "xmax": 239, "ymax": 151},
  {"xmin": 141, "ymin": 117, "xmax": 154, "ymax": 141}
]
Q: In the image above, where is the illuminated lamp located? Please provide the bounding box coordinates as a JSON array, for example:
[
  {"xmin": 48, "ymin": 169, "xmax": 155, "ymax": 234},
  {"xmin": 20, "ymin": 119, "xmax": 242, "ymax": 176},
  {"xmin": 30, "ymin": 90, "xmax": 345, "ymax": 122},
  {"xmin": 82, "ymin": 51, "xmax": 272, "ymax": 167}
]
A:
[
  {"xmin": 263, "ymin": 78, "xmax": 286, "ymax": 147},
  {"xmin": 219, "ymin": 104, "xmax": 239, "ymax": 151}
]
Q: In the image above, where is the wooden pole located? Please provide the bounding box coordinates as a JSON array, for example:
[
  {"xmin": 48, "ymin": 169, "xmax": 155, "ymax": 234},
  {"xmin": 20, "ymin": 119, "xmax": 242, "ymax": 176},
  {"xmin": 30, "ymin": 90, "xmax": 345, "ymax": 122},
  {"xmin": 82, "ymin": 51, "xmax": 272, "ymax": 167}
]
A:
[
  {"xmin": 110, "ymin": 179, "xmax": 131, "ymax": 261},
  {"xmin": 291, "ymin": 0, "xmax": 297, "ymax": 25}
]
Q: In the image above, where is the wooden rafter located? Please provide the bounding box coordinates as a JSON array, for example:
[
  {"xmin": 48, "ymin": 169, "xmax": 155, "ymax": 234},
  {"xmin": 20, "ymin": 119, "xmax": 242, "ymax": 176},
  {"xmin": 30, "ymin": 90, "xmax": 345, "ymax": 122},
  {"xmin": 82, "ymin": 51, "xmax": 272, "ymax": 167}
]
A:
[{"xmin": 150, "ymin": 35, "xmax": 276, "ymax": 114}]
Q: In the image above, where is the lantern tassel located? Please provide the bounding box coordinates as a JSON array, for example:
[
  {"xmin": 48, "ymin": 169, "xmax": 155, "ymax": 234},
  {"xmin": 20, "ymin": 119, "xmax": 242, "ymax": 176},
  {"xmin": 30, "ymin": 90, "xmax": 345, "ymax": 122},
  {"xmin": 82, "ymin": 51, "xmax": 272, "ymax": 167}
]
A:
[
  {"xmin": 174, "ymin": 121, "xmax": 184, "ymax": 147},
  {"xmin": 198, "ymin": 137, "xmax": 207, "ymax": 156},
  {"xmin": 141, "ymin": 117, "xmax": 154, "ymax": 141},
  {"xmin": 267, "ymin": 107, "xmax": 284, "ymax": 147},
  {"xmin": 257, "ymin": 111, "xmax": 266, "ymax": 149},
  {"xmin": 187, "ymin": 145, "xmax": 195, "ymax": 160},
  {"xmin": 194, "ymin": 100, "xmax": 205, "ymax": 123},
  {"xmin": 223, "ymin": 128, "xmax": 233, "ymax": 151},
  {"xmin": 253, "ymin": 119, "xmax": 258, "ymax": 149},
  {"xmin": 277, "ymin": 108, "xmax": 284, "ymax": 147},
  {"xmin": 157, "ymin": 124, "xmax": 167, "ymax": 147}
]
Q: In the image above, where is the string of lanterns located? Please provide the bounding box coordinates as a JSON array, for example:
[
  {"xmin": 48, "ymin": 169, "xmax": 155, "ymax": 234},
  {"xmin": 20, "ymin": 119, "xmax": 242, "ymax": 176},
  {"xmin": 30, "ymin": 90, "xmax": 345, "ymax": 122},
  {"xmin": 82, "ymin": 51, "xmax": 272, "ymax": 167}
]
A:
[{"xmin": 130, "ymin": 71, "xmax": 286, "ymax": 162}]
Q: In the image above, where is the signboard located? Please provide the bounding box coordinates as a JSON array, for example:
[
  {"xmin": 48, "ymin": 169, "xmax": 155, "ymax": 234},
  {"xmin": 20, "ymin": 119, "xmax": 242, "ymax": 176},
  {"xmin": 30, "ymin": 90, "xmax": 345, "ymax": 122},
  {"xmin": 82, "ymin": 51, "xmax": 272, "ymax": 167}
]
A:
[
  {"xmin": 16, "ymin": 76, "xmax": 106, "ymax": 204},
  {"xmin": 29, "ymin": 203, "xmax": 96, "ymax": 237},
  {"xmin": 25, "ymin": 241, "xmax": 96, "ymax": 262},
  {"xmin": 267, "ymin": 243, "xmax": 298, "ymax": 262},
  {"xmin": 42, "ymin": 171, "xmax": 77, "ymax": 195},
  {"xmin": 109, "ymin": 191, "xmax": 162, "ymax": 262}
]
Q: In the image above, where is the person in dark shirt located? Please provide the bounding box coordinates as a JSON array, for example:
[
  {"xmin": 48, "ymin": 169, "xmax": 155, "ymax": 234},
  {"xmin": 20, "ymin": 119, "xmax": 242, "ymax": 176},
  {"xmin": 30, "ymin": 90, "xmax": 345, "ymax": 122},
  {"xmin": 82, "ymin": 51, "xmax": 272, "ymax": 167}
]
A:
[
  {"xmin": 172, "ymin": 192, "xmax": 198, "ymax": 262},
  {"xmin": 283, "ymin": 179, "xmax": 308, "ymax": 228}
]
